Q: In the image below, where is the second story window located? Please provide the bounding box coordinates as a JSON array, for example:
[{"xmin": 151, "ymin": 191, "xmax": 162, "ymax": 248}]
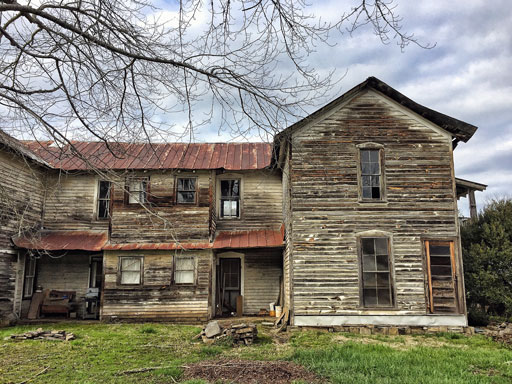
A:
[
  {"xmin": 97, "ymin": 180, "xmax": 111, "ymax": 219},
  {"xmin": 127, "ymin": 177, "xmax": 149, "ymax": 204},
  {"xmin": 177, "ymin": 177, "xmax": 196, "ymax": 204},
  {"xmin": 220, "ymin": 179, "xmax": 240, "ymax": 218},
  {"xmin": 360, "ymin": 148, "xmax": 383, "ymax": 200}
]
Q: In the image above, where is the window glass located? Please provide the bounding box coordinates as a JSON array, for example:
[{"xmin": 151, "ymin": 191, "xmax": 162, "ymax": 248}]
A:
[
  {"xmin": 127, "ymin": 178, "xmax": 148, "ymax": 204},
  {"xmin": 120, "ymin": 257, "xmax": 142, "ymax": 284},
  {"xmin": 177, "ymin": 178, "xmax": 196, "ymax": 203},
  {"xmin": 361, "ymin": 237, "xmax": 393, "ymax": 307},
  {"xmin": 175, "ymin": 256, "xmax": 195, "ymax": 284},
  {"xmin": 360, "ymin": 149, "xmax": 382, "ymax": 199},
  {"xmin": 220, "ymin": 180, "xmax": 240, "ymax": 218},
  {"xmin": 97, "ymin": 180, "xmax": 111, "ymax": 218}
]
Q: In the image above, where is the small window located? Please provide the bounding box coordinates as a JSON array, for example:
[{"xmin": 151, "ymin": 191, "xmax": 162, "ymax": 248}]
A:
[
  {"xmin": 127, "ymin": 177, "xmax": 149, "ymax": 204},
  {"xmin": 97, "ymin": 180, "xmax": 111, "ymax": 219},
  {"xmin": 360, "ymin": 237, "xmax": 394, "ymax": 307},
  {"xmin": 174, "ymin": 256, "xmax": 196, "ymax": 284},
  {"xmin": 360, "ymin": 149, "xmax": 382, "ymax": 200},
  {"xmin": 220, "ymin": 179, "xmax": 240, "ymax": 218},
  {"xmin": 177, "ymin": 177, "xmax": 196, "ymax": 204},
  {"xmin": 23, "ymin": 255, "xmax": 37, "ymax": 298},
  {"xmin": 119, "ymin": 257, "xmax": 143, "ymax": 285}
]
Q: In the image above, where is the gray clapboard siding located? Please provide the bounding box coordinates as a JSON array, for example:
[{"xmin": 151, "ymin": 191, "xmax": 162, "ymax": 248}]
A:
[
  {"xmin": 243, "ymin": 248, "xmax": 282, "ymax": 314},
  {"xmin": 102, "ymin": 249, "xmax": 212, "ymax": 322},
  {"xmin": 287, "ymin": 90, "xmax": 461, "ymax": 317},
  {"xmin": 216, "ymin": 170, "xmax": 283, "ymax": 231},
  {"xmin": 0, "ymin": 148, "xmax": 45, "ymax": 320}
]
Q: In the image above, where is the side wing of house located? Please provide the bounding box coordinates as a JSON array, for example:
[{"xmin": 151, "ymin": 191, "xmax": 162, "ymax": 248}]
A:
[
  {"xmin": 0, "ymin": 144, "xmax": 46, "ymax": 323},
  {"xmin": 284, "ymin": 88, "xmax": 467, "ymax": 327}
]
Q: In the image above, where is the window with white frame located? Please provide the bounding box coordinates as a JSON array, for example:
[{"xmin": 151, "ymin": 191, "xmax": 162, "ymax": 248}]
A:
[
  {"xmin": 174, "ymin": 256, "xmax": 196, "ymax": 284},
  {"xmin": 119, "ymin": 257, "xmax": 143, "ymax": 285},
  {"xmin": 220, "ymin": 179, "xmax": 240, "ymax": 218},
  {"xmin": 126, "ymin": 177, "xmax": 149, "ymax": 204}
]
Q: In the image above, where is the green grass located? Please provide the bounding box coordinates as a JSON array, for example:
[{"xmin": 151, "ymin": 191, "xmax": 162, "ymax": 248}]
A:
[{"xmin": 1, "ymin": 323, "xmax": 511, "ymax": 383}]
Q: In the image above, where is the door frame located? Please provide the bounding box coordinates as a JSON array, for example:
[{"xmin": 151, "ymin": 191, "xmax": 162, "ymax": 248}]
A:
[{"xmin": 213, "ymin": 251, "xmax": 245, "ymax": 316}]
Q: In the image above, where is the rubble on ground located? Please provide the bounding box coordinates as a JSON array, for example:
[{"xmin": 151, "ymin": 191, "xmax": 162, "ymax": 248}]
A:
[
  {"xmin": 7, "ymin": 328, "xmax": 75, "ymax": 341},
  {"xmin": 197, "ymin": 321, "xmax": 257, "ymax": 346},
  {"xmin": 483, "ymin": 322, "xmax": 512, "ymax": 344}
]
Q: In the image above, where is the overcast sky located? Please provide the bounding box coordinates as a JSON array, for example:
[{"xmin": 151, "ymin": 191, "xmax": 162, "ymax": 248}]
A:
[{"xmin": 179, "ymin": 0, "xmax": 511, "ymax": 213}]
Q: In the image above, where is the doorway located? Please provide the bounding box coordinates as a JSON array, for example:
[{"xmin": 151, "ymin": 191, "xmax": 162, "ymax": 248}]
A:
[{"xmin": 217, "ymin": 258, "xmax": 241, "ymax": 315}]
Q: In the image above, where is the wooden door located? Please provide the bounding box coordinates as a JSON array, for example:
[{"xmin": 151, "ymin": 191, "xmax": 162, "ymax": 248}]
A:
[
  {"xmin": 425, "ymin": 241, "xmax": 458, "ymax": 313},
  {"xmin": 219, "ymin": 258, "xmax": 241, "ymax": 314}
]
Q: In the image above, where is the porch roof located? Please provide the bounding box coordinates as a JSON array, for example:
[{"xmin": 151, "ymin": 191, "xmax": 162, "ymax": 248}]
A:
[
  {"xmin": 102, "ymin": 242, "xmax": 210, "ymax": 251},
  {"xmin": 12, "ymin": 230, "xmax": 108, "ymax": 251},
  {"xmin": 213, "ymin": 229, "xmax": 284, "ymax": 249}
]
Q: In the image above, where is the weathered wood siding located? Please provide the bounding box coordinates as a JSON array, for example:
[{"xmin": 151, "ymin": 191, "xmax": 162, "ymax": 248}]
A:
[
  {"xmin": 0, "ymin": 148, "xmax": 45, "ymax": 320},
  {"xmin": 36, "ymin": 252, "xmax": 92, "ymax": 317},
  {"xmin": 282, "ymin": 150, "xmax": 292, "ymax": 309},
  {"xmin": 110, "ymin": 171, "xmax": 211, "ymax": 243},
  {"xmin": 288, "ymin": 90, "xmax": 460, "ymax": 317},
  {"xmin": 44, "ymin": 172, "xmax": 108, "ymax": 231},
  {"xmin": 244, "ymin": 248, "xmax": 283, "ymax": 314},
  {"xmin": 216, "ymin": 170, "xmax": 282, "ymax": 231},
  {"xmin": 102, "ymin": 249, "xmax": 212, "ymax": 322}
]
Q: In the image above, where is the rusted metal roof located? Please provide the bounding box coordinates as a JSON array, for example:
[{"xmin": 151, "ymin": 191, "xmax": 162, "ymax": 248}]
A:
[
  {"xmin": 12, "ymin": 230, "xmax": 108, "ymax": 251},
  {"xmin": 213, "ymin": 229, "xmax": 284, "ymax": 249},
  {"xmin": 22, "ymin": 141, "xmax": 272, "ymax": 171},
  {"xmin": 103, "ymin": 242, "xmax": 211, "ymax": 251}
]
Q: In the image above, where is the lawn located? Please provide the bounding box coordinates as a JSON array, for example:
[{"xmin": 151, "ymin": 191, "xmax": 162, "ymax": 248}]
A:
[{"xmin": 1, "ymin": 322, "xmax": 512, "ymax": 383}]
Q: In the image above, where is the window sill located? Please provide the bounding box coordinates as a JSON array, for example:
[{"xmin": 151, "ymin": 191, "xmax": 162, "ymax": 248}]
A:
[
  {"xmin": 357, "ymin": 306, "xmax": 399, "ymax": 311},
  {"xmin": 358, "ymin": 199, "xmax": 388, "ymax": 204}
]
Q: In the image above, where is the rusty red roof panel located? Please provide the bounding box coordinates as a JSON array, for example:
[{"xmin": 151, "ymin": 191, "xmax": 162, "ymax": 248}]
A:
[
  {"xmin": 213, "ymin": 229, "xmax": 284, "ymax": 249},
  {"xmin": 12, "ymin": 230, "xmax": 108, "ymax": 251},
  {"xmin": 21, "ymin": 141, "xmax": 272, "ymax": 171},
  {"xmin": 102, "ymin": 242, "xmax": 211, "ymax": 251}
]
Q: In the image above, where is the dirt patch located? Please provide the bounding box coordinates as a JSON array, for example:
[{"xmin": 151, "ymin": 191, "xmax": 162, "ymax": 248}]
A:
[{"xmin": 182, "ymin": 358, "xmax": 323, "ymax": 383}]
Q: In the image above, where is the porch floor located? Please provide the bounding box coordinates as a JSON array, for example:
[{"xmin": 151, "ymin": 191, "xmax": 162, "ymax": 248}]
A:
[{"xmin": 213, "ymin": 316, "xmax": 277, "ymax": 327}]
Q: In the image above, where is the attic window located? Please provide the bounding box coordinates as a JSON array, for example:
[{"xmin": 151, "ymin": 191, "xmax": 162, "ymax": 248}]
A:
[
  {"xmin": 176, "ymin": 177, "xmax": 197, "ymax": 204},
  {"xmin": 359, "ymin": 148, "xmax": 384, "ymax": 200}
]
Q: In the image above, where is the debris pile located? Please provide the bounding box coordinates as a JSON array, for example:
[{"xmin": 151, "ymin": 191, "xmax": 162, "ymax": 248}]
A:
[
  {"xmin": 182, "ymin": 358, "xmax": 323, "ymax": 384},
  {"xmin": 198, "ymin": 321, "xmax": 258, "ymax": 346},
  {"xmin": 484, "ymin": 322, "xmax": 512, "ymax": 344},
  {"xmin": 7, "ymin": 328, "xmax": 75, "ymax": 341}
]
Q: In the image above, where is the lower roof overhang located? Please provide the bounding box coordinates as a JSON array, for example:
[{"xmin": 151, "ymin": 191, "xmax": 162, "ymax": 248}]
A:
[{"xmin": 12, "ymin": 230, "xmax": 108, "ymax": 252}]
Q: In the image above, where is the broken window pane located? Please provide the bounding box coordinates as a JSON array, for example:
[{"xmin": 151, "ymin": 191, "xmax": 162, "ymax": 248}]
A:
[
  {"xmin": 220, "ymin": 179, "xmax": 240, "ymax": 218},
  {"xmin": 177, "ymin": 178, "xmax": 196, "ymax": 203},
  {"xmin": 360, "ymin": 149, "xmax": 383, "ymax": 200},
  {"xmin": 97, "ymin": 180, "xmax": 111, "ymax": 219}
]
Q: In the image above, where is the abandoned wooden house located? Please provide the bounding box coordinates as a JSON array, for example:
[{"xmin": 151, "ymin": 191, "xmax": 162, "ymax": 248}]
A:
[{"xmin": 0, "ymin": 77, "xmax": 487, "ymax": 327}]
